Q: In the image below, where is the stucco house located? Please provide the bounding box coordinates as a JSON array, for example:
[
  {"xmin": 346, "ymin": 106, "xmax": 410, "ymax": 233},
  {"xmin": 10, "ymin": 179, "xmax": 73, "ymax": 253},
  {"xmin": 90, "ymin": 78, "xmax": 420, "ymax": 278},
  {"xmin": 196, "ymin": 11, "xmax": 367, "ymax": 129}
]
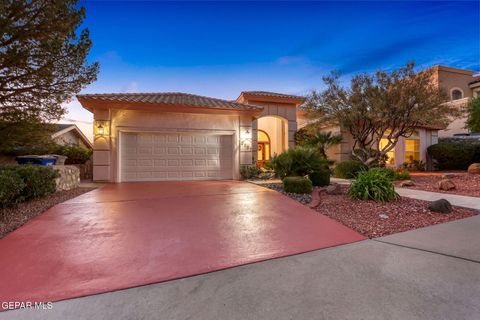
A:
[
  {"xmin": 429, "ymin": 65, "xmax": 480, "ymax": 138},
  {"xmin": 78, "ymin": 89, "xmax": 441, "ymax": 182},
  {"xmin": 52, "ymin": 124, "xmax": 93, "ymax": 149}
]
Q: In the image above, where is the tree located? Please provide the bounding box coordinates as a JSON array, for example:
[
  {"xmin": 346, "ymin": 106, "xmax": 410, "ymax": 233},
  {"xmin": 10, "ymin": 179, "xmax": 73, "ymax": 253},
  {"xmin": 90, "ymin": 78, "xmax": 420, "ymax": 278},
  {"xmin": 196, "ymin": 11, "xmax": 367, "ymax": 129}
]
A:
[
  {"xmin": 303, "ymin": 62, "xmax": 455, "ymax": 167},
  {"xmin": 295, "ymin": 126, "xmax": 342, "ymax": 159},
  {"xmin": 466, "ymin": 97, "xmax": 480, "ymax": 132},
  {"xmin": 0, "ymin": 0, "xmax": 99, "ymax": 122}
]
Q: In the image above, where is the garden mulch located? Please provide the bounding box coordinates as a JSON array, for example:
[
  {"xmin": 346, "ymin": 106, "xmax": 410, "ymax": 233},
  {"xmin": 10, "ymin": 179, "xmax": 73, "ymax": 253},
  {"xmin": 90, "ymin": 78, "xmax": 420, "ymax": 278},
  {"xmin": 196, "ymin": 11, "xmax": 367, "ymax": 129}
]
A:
[
  {"xmin": 262, "ymin": 183, "xmax": 479, "ymax": 238},
  {"xmin": 404, "ymin": 172, "xmax": 480, "ymax": 197},
  {"xmin": 0, "ymin": 187, "xmax": 96, "ymax": 239}
]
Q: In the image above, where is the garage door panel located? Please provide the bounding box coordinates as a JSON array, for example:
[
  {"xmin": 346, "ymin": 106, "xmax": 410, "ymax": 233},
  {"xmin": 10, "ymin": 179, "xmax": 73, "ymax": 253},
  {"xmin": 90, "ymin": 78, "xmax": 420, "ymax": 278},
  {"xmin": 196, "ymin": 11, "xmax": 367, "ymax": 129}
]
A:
[{"xmin": 121, "ymin": 132, "xmax": 233, "ymax": 182}]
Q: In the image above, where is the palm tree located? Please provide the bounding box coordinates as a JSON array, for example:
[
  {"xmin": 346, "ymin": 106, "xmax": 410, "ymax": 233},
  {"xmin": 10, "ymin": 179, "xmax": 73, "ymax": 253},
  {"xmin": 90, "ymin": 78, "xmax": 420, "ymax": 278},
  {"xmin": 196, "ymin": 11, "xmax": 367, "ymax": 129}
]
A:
[{"xmin": 306, "ymin": 131, "xmax": 342, "ymax": 159}]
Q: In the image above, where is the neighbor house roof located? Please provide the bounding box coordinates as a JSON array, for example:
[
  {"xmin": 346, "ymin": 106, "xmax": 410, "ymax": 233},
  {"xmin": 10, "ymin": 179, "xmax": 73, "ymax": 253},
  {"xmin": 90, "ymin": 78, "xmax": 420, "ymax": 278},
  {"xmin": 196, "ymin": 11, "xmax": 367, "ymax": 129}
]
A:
[
  {"xmin": 52, "ymin": 124, "xmax": 93, "ymax": 148},
  {"xmin": 77, "ymin": 92, "xmax": 263, "ymax": 112},
  {"xmin": 469, "ymin": 78, "xmax": 480, "ymax": 85}
]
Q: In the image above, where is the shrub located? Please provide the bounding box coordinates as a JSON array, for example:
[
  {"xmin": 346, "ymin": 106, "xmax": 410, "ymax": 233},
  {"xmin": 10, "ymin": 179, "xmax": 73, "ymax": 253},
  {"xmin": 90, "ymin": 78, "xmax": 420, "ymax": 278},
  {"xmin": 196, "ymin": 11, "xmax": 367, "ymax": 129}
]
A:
[
  {"xmin": 309, "ymin": 169, "xmax": 330, "ymax": 187},
  {"xmin": 370, "ymin": 167, "xmax": 410, "ymax": 181},
  {"xmin": 427, "ymin": 143, "xmax": 480, "ymax": 170},
  {"xmin": 347, "ymin": 169, "xmax": 399, "ymax": 202},
  {"xmin": 393, "ymin": 167, "xmax": 411, "ymax": 180},
  {"xmin": 401, "ymin": 160, "xmax": 425, "ymax": 172},
  {"xmin": 333, "ymin": 160, "xmax": 368, "ymax": 179},
  {"xmin": 0, "ymin": 170, "xmax": 26, "ymax": 207},
  {"xmin": 283, "ymin": 176, "xmax": 313, "ymax": 194},
  {"xmin": 240, "ymin": 165, "xmax": 262, "ymax": 179},
  {"xmin": 270, "ymin": 146, "xmax": 328, "ymax": 180},
  {"xmin": 54, "ymin": 144, "xmax": 92, "ymax": 164},
  {"xmin": 0, "ymin": 165, "xmax": 59, "ymax": 199}
]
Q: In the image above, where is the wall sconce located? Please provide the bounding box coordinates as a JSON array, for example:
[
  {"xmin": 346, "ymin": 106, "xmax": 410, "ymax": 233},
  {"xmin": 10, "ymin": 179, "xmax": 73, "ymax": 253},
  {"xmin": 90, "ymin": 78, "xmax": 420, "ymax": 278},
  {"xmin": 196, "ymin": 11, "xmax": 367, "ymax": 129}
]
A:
[
  {"xmin": 240, "ymin": 127, "xmax": 252, "ymax": 152},
  {"xmin": 97, "ymin": 124, "xmax": 105, "ymax": 136},
  {"xmin": 95, "ymin": 121, "xmax": 109, "ymax": 137}
]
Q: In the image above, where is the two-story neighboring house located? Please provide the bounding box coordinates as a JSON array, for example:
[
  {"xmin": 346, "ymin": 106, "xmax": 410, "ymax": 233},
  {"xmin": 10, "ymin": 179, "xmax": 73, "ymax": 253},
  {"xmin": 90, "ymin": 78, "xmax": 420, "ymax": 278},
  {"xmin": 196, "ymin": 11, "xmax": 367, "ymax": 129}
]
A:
[{"xmin": 430, "ymin": 66, "xmax": 480, "ymax": 138}]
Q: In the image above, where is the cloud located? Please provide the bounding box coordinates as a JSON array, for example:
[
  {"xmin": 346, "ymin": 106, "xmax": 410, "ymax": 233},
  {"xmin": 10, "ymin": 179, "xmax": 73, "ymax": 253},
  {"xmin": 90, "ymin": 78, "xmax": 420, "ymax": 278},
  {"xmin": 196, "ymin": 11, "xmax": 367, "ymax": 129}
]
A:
[{"xmin": 334, "ymin": 33, "xmax": 443, "ymax": 74}]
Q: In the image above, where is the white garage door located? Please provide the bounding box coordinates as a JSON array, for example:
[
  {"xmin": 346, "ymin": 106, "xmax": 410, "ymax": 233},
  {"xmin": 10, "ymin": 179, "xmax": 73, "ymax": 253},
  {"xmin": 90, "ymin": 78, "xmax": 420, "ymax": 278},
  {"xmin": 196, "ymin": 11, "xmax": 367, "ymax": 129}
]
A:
[{"xmin": 120, "ymin": 132, "xmax": 233, "ymax": 182}]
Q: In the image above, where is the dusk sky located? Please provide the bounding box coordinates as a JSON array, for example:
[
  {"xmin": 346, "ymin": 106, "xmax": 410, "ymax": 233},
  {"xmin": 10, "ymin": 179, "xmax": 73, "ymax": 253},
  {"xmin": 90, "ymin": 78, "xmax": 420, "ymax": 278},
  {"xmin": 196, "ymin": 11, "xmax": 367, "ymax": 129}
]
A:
[{"xmin": 67, "ymin": 1, "xmax": 480, "ymax": 139}]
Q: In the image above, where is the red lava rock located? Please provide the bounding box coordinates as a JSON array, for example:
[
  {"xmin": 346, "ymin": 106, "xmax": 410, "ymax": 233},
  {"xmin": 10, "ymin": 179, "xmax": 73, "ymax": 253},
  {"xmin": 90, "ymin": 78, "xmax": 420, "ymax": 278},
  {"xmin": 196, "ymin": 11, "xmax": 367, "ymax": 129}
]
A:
[
  {"xmin": 406, "ymin": 173, "xmax": 480, "ymax": 197},
  {"xmin": 314, "ymin": 186, "xmax": 478, "ymax": 238},
  {"xmin": 0, "ymin": 187, "xmax": 95, "ymax": 238}
]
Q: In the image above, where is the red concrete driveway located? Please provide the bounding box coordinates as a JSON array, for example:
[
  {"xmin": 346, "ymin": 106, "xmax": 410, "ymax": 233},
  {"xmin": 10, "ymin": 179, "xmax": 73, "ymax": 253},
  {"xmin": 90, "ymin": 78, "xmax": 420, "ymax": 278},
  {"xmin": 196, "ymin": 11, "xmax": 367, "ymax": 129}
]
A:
[{"xmin": 0, "ymin": 181, "xmax": 364, "ymax": 305}]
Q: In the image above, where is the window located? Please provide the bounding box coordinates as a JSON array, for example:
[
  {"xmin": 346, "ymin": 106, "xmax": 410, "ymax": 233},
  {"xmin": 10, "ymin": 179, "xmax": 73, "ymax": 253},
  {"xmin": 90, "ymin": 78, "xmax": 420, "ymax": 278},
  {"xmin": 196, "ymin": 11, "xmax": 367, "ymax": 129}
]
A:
[
  {"xmin": 257, "ymin": 130, "xmax": 270, "ymax": 165},
  {"xmin": 451, "ymin": 89, "xmax": 463, "ymax": 100},
  {"xmin": 404, "ymin": 131, "xmax": 420, "ymax": 163},
  {"xmin": 379, "ymin": 138, "xmax": 395, "ymax": 165}
]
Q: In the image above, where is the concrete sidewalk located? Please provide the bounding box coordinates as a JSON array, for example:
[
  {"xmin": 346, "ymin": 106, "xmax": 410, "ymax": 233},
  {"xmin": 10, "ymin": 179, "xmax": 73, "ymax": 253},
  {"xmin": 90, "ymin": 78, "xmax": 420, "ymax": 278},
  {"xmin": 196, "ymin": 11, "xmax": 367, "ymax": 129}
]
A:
[
  {"xmin": 332, "ymin": 177, "xmax": 480, "ymax": 210},
  {"xmin": 3, "ymin": 216, "xmax": 479, "ymax": 320},
  {"xmin": 396, "ymin": 187, "xmax": 480, "ymax": 210}
]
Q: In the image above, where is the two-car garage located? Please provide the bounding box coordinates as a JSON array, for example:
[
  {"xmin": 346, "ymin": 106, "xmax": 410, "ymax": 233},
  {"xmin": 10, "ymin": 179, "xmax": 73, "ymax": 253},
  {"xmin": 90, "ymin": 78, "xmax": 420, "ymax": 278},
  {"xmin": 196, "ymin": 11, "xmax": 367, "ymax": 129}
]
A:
[{"xmin": 120, "ymin": 131, "xmax": 234, "ymax": 182}]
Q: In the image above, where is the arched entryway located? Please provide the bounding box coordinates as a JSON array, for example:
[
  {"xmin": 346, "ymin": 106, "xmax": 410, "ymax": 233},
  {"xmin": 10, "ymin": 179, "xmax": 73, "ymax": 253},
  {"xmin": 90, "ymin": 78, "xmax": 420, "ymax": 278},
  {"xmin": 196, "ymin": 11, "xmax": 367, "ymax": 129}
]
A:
[
  {"xmin": 255, "ymin": 115, "xmax": 289, "ymax": 166},
  {"xmin": 257, "ymin": 130, "xmax": 270, "ymax": 166}
]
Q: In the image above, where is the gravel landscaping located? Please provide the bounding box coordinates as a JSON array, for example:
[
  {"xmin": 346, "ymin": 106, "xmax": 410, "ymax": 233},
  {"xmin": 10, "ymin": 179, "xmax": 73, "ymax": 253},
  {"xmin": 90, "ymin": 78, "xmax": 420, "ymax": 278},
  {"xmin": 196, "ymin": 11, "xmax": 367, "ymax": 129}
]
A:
[
  {"xmin": 261, "ymin": 183, "xmax": 478, "ymax": 238},
  {"xmin": 404, "ymin": 173, "xmax": 480, "ymax": 197},
  {"xmin": 0, "ymin": 187, "xmax": 95, "ymax": 239}
]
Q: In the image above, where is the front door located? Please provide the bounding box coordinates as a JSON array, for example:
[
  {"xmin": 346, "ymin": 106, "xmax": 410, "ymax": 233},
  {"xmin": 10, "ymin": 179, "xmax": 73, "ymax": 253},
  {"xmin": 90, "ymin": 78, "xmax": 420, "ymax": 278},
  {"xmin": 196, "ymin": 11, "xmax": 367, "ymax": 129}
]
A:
[{"xmin": 258, "ymin": 142, "xmax": 268, "ymax": 166}]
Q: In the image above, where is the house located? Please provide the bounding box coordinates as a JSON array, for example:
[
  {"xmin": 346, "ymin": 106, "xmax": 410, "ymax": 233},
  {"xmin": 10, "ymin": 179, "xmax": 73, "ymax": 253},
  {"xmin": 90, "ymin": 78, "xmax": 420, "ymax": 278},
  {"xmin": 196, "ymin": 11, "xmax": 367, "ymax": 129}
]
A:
[
  {"xmin": 52, "ymin": 124, "xmax": 93, "ymax": 149},
  {"xmin": 429, "ymin": 65, "xmax": 480, "ymax": 138},
  {"xmin": 77, "ymin": 90, "xmax": 439, "ymax": 182}
]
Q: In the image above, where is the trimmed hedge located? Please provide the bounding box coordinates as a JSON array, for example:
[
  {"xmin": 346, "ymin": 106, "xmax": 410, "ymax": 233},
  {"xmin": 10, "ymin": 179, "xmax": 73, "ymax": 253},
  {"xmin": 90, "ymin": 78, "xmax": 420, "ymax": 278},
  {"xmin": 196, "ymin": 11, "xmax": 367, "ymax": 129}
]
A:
[
  {"xmin": 309, "ymin": 169, "xmax": 330, "ymax": 187},
  {"xmin": 0, "ymin": 165, "xmax": 59, "ymax": 207},
  {"xmin": 54, "ymin": 144, "xmax": 92, "ymax": 164},
  {"xmin": 283, "ymin": 176, "xmax": 313, "ymax": 194},
  {"xmin": 427, "ymin": 143, "xmax": 480, "ymax": 170},
  {"xmin": 0, "ymin": 171, "xmax": 25, "ymax": 207},
  {"xmin": 347, "ymin": 169, "xmax": 399, "ymax": 202},
  {"xmin": 333, "ymin": 160, "xmax": 368, "ymax": 179}
]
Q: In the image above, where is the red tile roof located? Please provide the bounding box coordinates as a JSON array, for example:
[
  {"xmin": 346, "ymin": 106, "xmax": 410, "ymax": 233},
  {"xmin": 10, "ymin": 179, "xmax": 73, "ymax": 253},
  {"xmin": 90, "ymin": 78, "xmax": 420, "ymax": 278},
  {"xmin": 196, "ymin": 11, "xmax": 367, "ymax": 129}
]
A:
[
  {"xmin": 77, "ymin": 92, "xmax": 263, "ymax": 111},
  {"xmin": 240, "ymin": 91, "xmax": 304, "ymax": 100}
]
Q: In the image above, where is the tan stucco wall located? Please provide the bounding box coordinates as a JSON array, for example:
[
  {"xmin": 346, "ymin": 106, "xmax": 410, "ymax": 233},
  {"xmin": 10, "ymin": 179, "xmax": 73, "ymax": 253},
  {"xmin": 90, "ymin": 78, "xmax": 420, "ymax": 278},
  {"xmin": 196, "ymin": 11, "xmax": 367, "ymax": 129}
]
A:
[
  {"xmin": 92, "ymin": 108, "xmax": 253, "ymax": 182},
  {"xmin": 317, "ymin": 125, "xmax": 438, "ymax": 167},
  {"xmin": 247, "ymin": 100, "xmax": 297, "ymax": 163}
]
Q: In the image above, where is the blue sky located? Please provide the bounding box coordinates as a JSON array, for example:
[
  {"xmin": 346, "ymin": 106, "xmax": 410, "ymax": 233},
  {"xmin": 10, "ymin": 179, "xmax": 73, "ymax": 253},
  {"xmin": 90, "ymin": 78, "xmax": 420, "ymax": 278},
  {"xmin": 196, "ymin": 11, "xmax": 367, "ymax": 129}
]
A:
[{"xmin": 66, "ymin": 1, "xmax": 480, "ymax": 138}]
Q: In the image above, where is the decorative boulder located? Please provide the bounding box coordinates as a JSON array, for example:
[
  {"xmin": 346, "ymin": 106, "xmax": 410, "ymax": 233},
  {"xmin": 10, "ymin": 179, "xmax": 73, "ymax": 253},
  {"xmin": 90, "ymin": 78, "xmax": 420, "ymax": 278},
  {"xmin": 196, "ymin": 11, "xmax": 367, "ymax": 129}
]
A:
[
  {"xmin": 437, "ymin": 179, "xmax": 456, "ymax": 191},
  {"xmin": 428, "ymin": 199, "xmax": 452, "ymax": 214},
  {"xmin": 326, "ymin": 183, "xmax": 343, "ymax": 195},
  {"xmin": 400, "ymin": 180, "xmax": 415, "ymax": 187},
  {"xmin": 467, "ymin": 163, "xmax": 480, "ymax": 175},
  {"xmin": 308, "ymin": 187, "xmax": 326, "ymax": 208}
]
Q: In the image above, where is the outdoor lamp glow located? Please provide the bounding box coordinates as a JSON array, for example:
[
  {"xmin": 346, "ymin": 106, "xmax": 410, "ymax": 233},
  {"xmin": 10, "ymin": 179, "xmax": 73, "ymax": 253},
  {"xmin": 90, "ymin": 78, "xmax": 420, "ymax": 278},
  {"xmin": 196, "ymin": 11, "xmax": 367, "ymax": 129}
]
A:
[{"xmin": 97, "ymin": 124, "xmax": 105, "ymax": 136}]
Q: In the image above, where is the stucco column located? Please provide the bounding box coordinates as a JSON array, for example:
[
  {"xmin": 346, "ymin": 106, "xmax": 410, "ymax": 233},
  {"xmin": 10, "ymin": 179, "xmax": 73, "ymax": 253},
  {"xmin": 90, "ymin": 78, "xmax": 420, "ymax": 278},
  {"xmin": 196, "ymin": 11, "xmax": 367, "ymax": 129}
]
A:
[{"xmin": 92, "ymin": 108, "xmax": 111, "ymax": 181}]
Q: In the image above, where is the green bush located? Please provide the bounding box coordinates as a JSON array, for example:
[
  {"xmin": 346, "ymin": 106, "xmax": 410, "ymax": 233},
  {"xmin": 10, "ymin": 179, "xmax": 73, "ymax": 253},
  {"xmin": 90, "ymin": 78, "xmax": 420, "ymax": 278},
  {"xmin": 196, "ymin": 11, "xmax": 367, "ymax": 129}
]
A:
[
  {"xmin": 270, "ymin": 146, "xmax": 328, "ymax": 180},
  {"xmin": 55, "ymin": 144, "xmax": 92, "ymax": 164},
  {"xmin": 347, "ymin": 169, "xmax": 399, "ymax": 202},
  {"xmin": 283, "ymin": 176, "xmax": 313, "ymax": 194},
  {"xmin": 427, "ymin": 143, "xmax": 480, "ymax": 170},
  {"xmin": 240, "ymin": 165, "xmax": 262, "ymax": 179},
  {"xmin": 309, "ymin": 169, "xmax": 330, "ymax": 187},
  {"xmin": 370, "ymin": 167, "xmax": 410, "ymax": 181},
  {"xmin": 0, "ymin": 165, "xmax": 59, "ymax": 199},
  {"xmin": 333, "ymin": 160, "xmax": 368, "ymax": 179},
  {"xmin": 0, "ymin": 170, "xmax": 26, "ymax": 207}
]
